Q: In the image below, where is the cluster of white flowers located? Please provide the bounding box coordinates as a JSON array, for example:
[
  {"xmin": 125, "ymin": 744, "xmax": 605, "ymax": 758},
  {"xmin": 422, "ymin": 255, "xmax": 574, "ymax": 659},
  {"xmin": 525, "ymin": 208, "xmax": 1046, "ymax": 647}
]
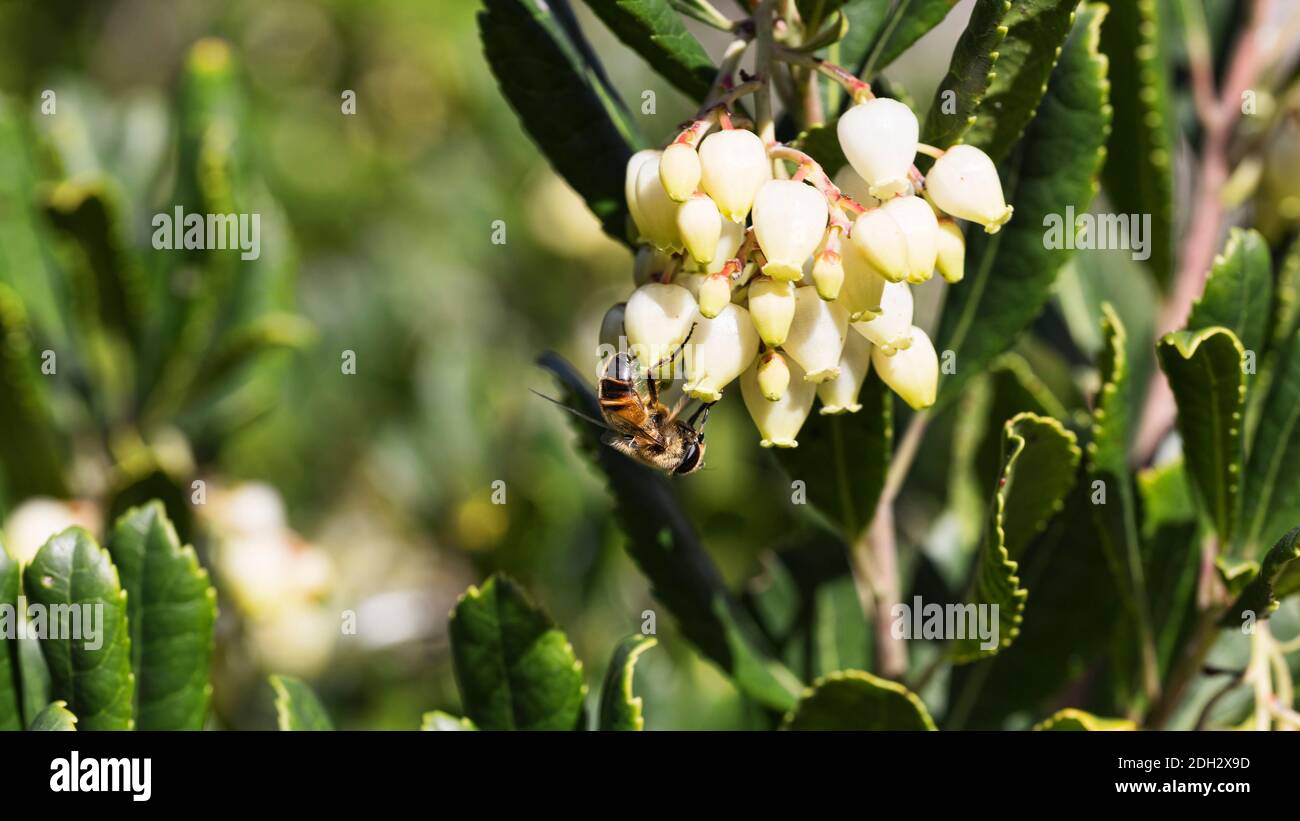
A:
[{"xmin": 616, "ymin": 95, "xmax": 1011, "ymax": 448}]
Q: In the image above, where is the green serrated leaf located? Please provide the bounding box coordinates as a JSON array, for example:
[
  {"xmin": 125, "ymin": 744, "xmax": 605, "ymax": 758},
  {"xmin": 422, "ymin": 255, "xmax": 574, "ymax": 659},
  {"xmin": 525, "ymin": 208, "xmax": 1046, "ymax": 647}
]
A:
[
  {"xmin": 1138, "ymin": 457, "xmax": 1195, "ymax": 538},
  {"xmin": 539, "ymin": 352, "xmax": 802, "ymax": 710},
  {"xmin": 813, "ymin": 574, "xmax": 870, "ymax": 677},
  {"xmin": 580, "ymin": 0, "xmax": 715, "ymax": 101},
  {"xmin": 774, "ymin": 372, "xmax": 891, "ymax": 539},
  {"xmin": 1242, "ymin": 325, "xmax": 1300, "ymax": 556},
  {"xmin": 28, "ymin": 700, "xmax": 78, "ymax": 731},
  {"xmin": 480, "ymin": 0, "xmax": 643, "ymax": 243},
  {"xmin": 962, "ymin": 0, "xmax": 1080, "ymax": 163},
  {"xmin": 18, "ymin": 633, "xmax": 51, "ymax": 728},
  {"xmin": 861, "ymin": 0, "xmax": 961, "ymax": 77},
  {"xmin": 1098, "ymin": 0, "xmax": 1175, "ymax": 288},
  {"xmin": 107, "ymin": 501, "xmax": 216, "ymax": 730},
  {"xmin": 420, "ymin": 710, "xmax": 477, "ymax": 731},
  {"xmin": 1157, "ymin": 327, "xmax": 1246, "ymax": 544},
  {"xmin": 598, "ymin": 634, "xmax": 657, "ymax": 730},
  {"xmin": 936, "ymin": 4, "xmax": 1110, "ymax": 405},
  {"xmin": 922, "ymin": 0, "xmax": 1011, "ymax": 149},
  {"xmin": 1222, "ymin": 526, "xmax": 1300, "ymax": 624},
  {"xmin": 0, "ymin": 284, "xmax": 68, "ymax": 499},
  {"xmin": 782, "ymin": 670, "xmax": 936, "ymax": 730},
  {"xmin": 0, "ymin": 537, "xmax": 20, "ymax": 730},
  {"xmin": 270, "ymin": 674, "xmax": 334, "ymax": 730},
  {"xmin": 952, "ymin": 412, "xmax": 1079, "ymax": 663},
  {"xmin": 1186, "ymin": 228, "xmax": 1272, "ymax": 359},
  {"xmin": 450, "ymin": 573, "xmax": 588, "ymax": 730},
  {"xmin": 24, "ymin": 528, "xmax": 135, "ymax": 730},
  {"xmin": 1032, "ymin": 707, "xmax": 1135, "ymax": 730}
]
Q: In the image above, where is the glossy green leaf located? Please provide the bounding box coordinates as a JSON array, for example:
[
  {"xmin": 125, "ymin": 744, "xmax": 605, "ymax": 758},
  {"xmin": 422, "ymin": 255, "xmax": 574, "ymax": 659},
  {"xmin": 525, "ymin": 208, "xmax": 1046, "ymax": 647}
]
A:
[
  {"xmin": 539, "ymin": 352, "xmax": 803, "ymax": 710},
  {"xmin": 1187, "ymin": 228, "xmax": 1272, "ymax": 360},
  {"xmin": 450, "ymin": 573, "xmax": 588, "ymax": 730},
  {"xmin": 24, "ymin": 528, "xmax": 135, "ymax": 731},
  {"xmin": 28, "ymin": 701, "xmax": 78, "ymax": 731},
  {"xmin": 774, "ymin": 372, "xmax": 891, "ymax": 538},
  {"xmin": 479, "ymin": 0, "xmax": 642, "ymax": 242},
  {"xmin": 270, "ymin": 674, "xmax": 334, "ymax": 730},
  {"xmin": 580, "ymin": 0, "xmax": 715, "ymax": 101},
  {"xmin": 1243, "ymin": 326, "xmax": 1300, "ymax": 556},
  {"xmin": 861, "ymin": 0, "xmax": 961, "ymax": 77},
  {"xmin": 1157, "ymin": 327, "xmax": 1246, "ymax": 544},
  {"xmin": 1098, "ymin": 0, "xmax": 1175, "ymax": 288},
  {"xmin": 421, "ymin": 710, "xmax": 477, "ymax": 731},
  {"xmin": 921, "ymin": 0, "xmax": 1011, "ymax": 149},
  {"xmin": 936, "ymin": 4, "xmax": 1110, "ymax": 405},
  {"xmin": 962, "ymin": 0, "xmax": 1080, "ymax": 163},
  {"xmin": 0, "ymin": 537, "xmax": 20, "ymax": 730},
  {"xmin": 1222, "ymin": 526, "xmax": 1300, "ymax": 625},
  {"xmin": 952, "ymin": 412, "xmax": 1079, "ymax": 663},
  {"xmin": 107, "ymin": 502, "xmax": 217, "ymax": 730},
  {"xmin": 782, "ymin": 670, "xmax": 936, "ymax": 730},
  {"xmin": 813, "ymin": 574, "xmax": 870, "ymax": 678},
  {"xmin": 835, "ymin": 1, "xmax": 891, "ymax": 87},
  {"xmin": 795, "ymin": 122, "xmax": 848, "ymax": 179},
  {"xmin": 1033, "ymin": 708, "xmax": 1135, "ymax": 730},
  {"xmin": 0, "ymin": 284, "xmax": 68, "ymax": 498},
  {"xmin": 18, "ymin": 633, "xmax": 51, "ymax": 729},
  {"xmin": 598, "ymin": 634, "xmax": 657, "ymax": 730}
]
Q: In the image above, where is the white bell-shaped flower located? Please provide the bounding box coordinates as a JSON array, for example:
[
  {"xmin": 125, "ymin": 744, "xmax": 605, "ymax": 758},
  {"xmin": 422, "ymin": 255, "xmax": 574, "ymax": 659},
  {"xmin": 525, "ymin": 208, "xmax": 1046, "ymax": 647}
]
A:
[
  {"xmin": 872, "ymin": 324, "xmax": 938, "ymax": 409},
  {"xmin": 884, "ymin": 195, "xmax": 939, "ymax": 283},
  {"xmin": 699, "ymin": 129, "xmax": 771, "ymax": 223},
  {"xmin": 705, "ymin": 219, "xmax": 748, "ymax": 274},
  {"xmin": 838, "ymin": 237, "xmax": 887, "ymax": 321},
  {"xmin": 624, "ymin": 282, "xmax": 698, "ymax": 371},
  {"xmin": 832, "ymin": 166, "xmax": 881, "ymax": 209},
  {"xmin": 757, "ymin": 351, "xmax": 790, "ymax": 400},
  {"xmin": 783, "ymin": 285, "xmax": 849, "ymax": 383},
  {"xmin": 674, "ymin": 271, "xmax": 704, "ymax": 300},
  {"xmin": 683, "ymin": 303, "xmax": 759, "ymax": 401},
  {"xmin": 659, "ymin": 142, "xmax": 701, "ymax": 202},
  {"xmin": 633, "ymin": 246, "xmax": 673, "ymax": 285},
  {"xmin": 677, "ymin": 194, "xmax": 722, "ymax": 265},
  {"xmin": 817, "ymin": 331, "xmax": 872, "ymax": 414},
  {"xmin": 629, "ymin": 153, "xmax": 683, "ymax": 251},
  {"xmin": 753, "ymin": 179, "xmax": 828, "ymax": 281},
  {"xmin": 851, "ymin": 207, "xmax": 908, "ymax": 283},
  {"xmin": 599, "ymin": 302, "xmax": 626, "ymax": 350},
  {"xmin": 837, "ymin": 98, "xmax": 919, "ymax": 199},
  {"xmin": 852, "ymin": 281, "xmax": 913, "ymax": 355},
  {"xmin": 935, "ymin": 219, "xmax": 965, "ymax": 283},
  {"xmin": 811, "ymin": 250, "xmax": 844, "ymax": 300},
  {"xmin": 626, "ymin": 149, "xmax": 658, "ymax": 235},
  {"xmin": 698, "ymin": 274, "xmax": 731, "ymax": 318},
  {"xmin": 926, "ymin": 144, "xmax": 1013, "ymax": 233},
  {"xmin": 741, "ymin": 355, "xmax": 817, "ymax": 447},
  {"xmin": 747, "ymin": 278, "xmax": 796, "ymax": 347}
]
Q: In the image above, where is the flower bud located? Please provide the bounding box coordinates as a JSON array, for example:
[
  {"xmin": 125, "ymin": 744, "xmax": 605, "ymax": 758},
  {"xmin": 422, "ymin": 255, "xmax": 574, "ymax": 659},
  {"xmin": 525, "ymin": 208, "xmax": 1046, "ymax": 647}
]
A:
[
  {"xmin": 832, "ymin": 166, "xmax": 881, "ymax": 210},
  {"xmin": 599, "ymin": 302, "xmax": 626, "ymax": 350},
  {"xmin": 757, "ymin": 350, "xmax": 790, "ymax": 400},
  {"xmin": 837, "ymin": 98, "xmax": 919, "ymax": 199},
  {"xmin": 883, "ymin": 195, "xmax": 939, "ymax": 283},
  {"xmin": 747, "ymin": 278, "xmax": 796, "ymax": 347},
  {"xmin": 698, "ymin": 274, "xmax": 732, "ymax": 318},
  {"xmin": 812, "ymin": 250, "xmax": 845, "ymax": 300},
  {"xmin": 935, "ymin": 219, "xmax": 965, "ymax": 283},
  {"xmin": 817, "ymin": 331, "xmax": 872, "ymax": 414},
  {"xmin": 705, "ymin": 219, "xmax": 748, "ymax": 274},
  {"xmin": 741, "ymin": 355, "xmax": 816, "ymax": 447},
  {"xmin": 683, "ymin": 303, "xmax": 759, "ymax": 401},
  {"xmin": 625, "ymin": 149, "xmax": 658, "ymax": 236},
  {"xmin": 783, "ymin": 285, "xmax": 849, "ymax": 383},
  {"xmin": 839, "ymin": 237, "xmax": 887, "ymax": 320},
  {"xmin": 872, "ymin": 325, "xmax": 938, "ymax": 409},
  {"xmin": 699, "ymin": 129, "xmax": 771, "ymax": 223},
  {"xmin": 752, "ymin": 180, "xmax": 829, "ymax": 281},
  {"xmin": 660, "ymin": 142, "xmax": 702, "ymax": 202},
  {"xmin": 851, "ymin": 207, "xmax": 909, "ymax": 283},
  {"xmin": 677, "ymin": 194, "xmax": 723, "ymax": 265},
  {"xmin": 624, "ymin": 282, "xmax": 698, "ymax": 372},
  {"xmin": 925, "ymin": 144, "xmax": 1013, "ymax": 233},
  {"xmin": 852, "ymin": 281, "xmax": 913, "ymax": 355},
  {"xmin": 631, "ymin": 154, "xmax": 683, "ymax": 251}
]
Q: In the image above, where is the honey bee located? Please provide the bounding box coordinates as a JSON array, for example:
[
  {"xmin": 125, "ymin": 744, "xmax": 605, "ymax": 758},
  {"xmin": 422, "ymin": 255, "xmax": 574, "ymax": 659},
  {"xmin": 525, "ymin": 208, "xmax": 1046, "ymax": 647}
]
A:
[{"xmin": 535, "ymin": 342, "xmax": 714, "ymax": 476}]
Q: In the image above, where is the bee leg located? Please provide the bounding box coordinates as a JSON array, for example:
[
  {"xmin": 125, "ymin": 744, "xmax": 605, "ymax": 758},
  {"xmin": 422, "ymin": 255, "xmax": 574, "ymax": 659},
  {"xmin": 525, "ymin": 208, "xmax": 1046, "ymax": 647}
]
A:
[
  {"xmin": 647, "ymin": 322, "xmax": 698, "ymax": 378},
  {"xmin": 687, "ymin": 400, "xmax": 716, "ymax": 432}
]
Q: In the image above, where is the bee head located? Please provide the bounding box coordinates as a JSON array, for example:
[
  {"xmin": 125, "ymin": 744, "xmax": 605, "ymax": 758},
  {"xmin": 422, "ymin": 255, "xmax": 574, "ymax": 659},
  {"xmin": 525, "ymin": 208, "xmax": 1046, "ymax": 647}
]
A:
[{"xmin": 674, "ymin": 429, "xmax": 706, "ymax": 475}]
